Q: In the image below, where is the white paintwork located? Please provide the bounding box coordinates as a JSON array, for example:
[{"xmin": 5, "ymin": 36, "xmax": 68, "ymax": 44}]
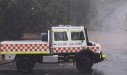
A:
[
  {"xmin": 43, "ymin": 55, "xmax": 58, "ymax": 62},
  {"xmin": 1, "ymin": 40, "xmax": 48, "ymax": 44},
  {"xmin": 4, "ymin": 54, "xmax": 16, "ymax": 61},
  {"xmin": 52, "ymin": 25, "xmax": 84, "ymax": 30},
  {"xmin": 90, "ymin": 41, "xmax": 102, "ymax": 53},
  {"xmin": 52, "ymin": 25, "xmax": 87, "ymax": 49}
]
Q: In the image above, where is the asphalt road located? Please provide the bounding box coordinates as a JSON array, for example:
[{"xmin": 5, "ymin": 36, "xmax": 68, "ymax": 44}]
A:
[{"xmin": 0, "ymin": 31, "xmax": 127, "ymax": 75}]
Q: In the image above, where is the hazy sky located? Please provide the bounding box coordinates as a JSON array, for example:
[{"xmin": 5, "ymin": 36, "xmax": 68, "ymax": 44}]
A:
[{"xmin": 88, "ymin": 0, "xmax": 127, "ymax": 31}]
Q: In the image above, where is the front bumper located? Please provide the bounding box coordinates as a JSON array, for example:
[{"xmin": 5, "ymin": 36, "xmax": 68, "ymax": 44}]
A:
[{"xmin": 94, "ymin": 52, "xmax": 106, "ymax": 63}]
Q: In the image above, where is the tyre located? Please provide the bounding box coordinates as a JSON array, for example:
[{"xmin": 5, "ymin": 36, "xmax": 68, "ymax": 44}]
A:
[
  {"xmin": 76, "ymin": 51, "xmax": 93, "ymax": 73},
  {"xmin": 16, "ymin": 56, "xmax": 35, "ymax": 73}
]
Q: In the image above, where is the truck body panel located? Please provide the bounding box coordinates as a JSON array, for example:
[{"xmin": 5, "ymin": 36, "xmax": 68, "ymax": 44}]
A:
[
  {"xmin": 0, "ymin": 41, "xmax": 100, "ymax": 54},
  {"xmin": 0, "ymin": 40, "xmax": 49, "ymax": 54}
]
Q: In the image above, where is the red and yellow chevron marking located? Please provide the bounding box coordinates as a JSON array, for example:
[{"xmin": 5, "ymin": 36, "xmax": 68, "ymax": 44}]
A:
[
  {"xmin": 53, "ymin": 46, "xmax": 100, "ymax": 53},
  {"xmin": 0, "ymin": 44, "xmax": 49, "ymax": 54},
  {"xmin": 0, "ymin": 43, "xmax": 100, "ymax": 54}
]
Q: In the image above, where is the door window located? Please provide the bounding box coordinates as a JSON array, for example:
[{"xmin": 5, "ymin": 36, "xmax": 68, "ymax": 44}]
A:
[
  {"xmin": 71, "ymin": 31, "xmax": 85, "ymax": 40},
  {"xmin": 54, "ymin": 32, "xmax": 68, "ymax": 41}
]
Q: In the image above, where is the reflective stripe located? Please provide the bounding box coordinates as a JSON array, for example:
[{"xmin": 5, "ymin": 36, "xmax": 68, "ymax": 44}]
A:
[
  {"xmin": 53, "ymin": 46, "xmax": 100, "ymax": 53},
  {"xmin": 0, "ymin": 52, "xmax": 49, "ymax": 54},
  {"xmin": 0, "ymin": 44, "xmax": 49, "ymax": 54}
]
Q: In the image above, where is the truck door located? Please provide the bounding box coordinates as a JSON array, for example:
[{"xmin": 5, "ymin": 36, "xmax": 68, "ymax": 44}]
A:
[
  {"xmin": 68, "ymin": 30, "xmax": 87, "ymax": 52},
  {"xmin": 52, "ymin": 31, "xmax": 69, "ymax": 53}
]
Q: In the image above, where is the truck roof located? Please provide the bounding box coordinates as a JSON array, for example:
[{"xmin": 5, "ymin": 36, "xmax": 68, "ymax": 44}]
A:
[{"xmin": 52, "ymin": 25, "xmax": 84, "ymax": 31}]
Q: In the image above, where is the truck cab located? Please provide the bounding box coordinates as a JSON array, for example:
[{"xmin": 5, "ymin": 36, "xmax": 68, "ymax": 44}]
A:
[
  {"xmin": 41, "ymin": 25, "xmax": 101, "ymax": 54},
  {"xmin": 51, "ymin": 25, "xmax": 87, "ymax": 53}
]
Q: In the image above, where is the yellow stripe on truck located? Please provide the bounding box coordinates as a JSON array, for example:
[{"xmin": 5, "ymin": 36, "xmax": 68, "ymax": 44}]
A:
[{"xmin": 0, "ymin": 52, "xmax": 50, "ymax": 54}]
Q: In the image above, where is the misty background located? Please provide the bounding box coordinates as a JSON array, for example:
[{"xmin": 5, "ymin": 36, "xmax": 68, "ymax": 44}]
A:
[{"xmin": 0, "ymin": 0, "xmax": 127, "ymax": 40}]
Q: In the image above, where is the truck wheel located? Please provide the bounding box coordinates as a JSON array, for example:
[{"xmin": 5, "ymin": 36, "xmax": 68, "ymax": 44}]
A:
[
  {"xmin": 76, "ymin": 51, "xmax": 93, "ymax": 72},
  {"xmin": 16, "ymin": 56, "xmax": 35, "ymax": 73}
]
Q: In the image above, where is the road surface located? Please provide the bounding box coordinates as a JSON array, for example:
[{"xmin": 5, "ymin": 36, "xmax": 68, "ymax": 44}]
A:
[{"xmin": 0, "ymin": 31, "xmax": 127, "ymax": 75}]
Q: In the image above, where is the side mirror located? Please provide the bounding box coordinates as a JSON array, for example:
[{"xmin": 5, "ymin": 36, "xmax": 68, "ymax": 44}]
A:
[{"xmin": 41, "ymin": 33, "xmax": 48, "ymax": 41}]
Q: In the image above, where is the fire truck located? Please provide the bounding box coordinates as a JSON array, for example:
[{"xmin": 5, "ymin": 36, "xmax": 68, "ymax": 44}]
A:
[{"xmin": 0, "ymin": 25, "xmax": 105, "ymax": 73}]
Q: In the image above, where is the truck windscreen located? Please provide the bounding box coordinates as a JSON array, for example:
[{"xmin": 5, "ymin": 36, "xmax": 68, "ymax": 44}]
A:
[{"xmin": 71, "ymin": 31, "xmax": 85, "ymax": 40}]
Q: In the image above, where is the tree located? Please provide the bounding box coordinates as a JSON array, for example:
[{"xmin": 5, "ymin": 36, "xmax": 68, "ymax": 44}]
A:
[
  {"xmin": 0, "ymin": 0, "xmax": 91, "ymax": 40},
  {"xmin": 0, "ymin": 0, "xmax": 67, "ymax": 40}
]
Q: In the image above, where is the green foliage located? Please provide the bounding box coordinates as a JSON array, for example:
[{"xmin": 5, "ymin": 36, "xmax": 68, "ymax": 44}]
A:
[
  {"xmin": 0, "ymin": 0, "xmax": 67, "ymax": 40},
  {"xmin": 44, "ymin": 0, "xmax": 66, "ymax": 25},
  {"xmin": 0, "ymin": 0, "xmax": 90, "ymax": 40}
]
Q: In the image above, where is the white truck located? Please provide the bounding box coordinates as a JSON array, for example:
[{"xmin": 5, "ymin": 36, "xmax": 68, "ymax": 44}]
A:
[{"xmin": 0, "ymin": 25, "xmax": 105, "ymax": 73}]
